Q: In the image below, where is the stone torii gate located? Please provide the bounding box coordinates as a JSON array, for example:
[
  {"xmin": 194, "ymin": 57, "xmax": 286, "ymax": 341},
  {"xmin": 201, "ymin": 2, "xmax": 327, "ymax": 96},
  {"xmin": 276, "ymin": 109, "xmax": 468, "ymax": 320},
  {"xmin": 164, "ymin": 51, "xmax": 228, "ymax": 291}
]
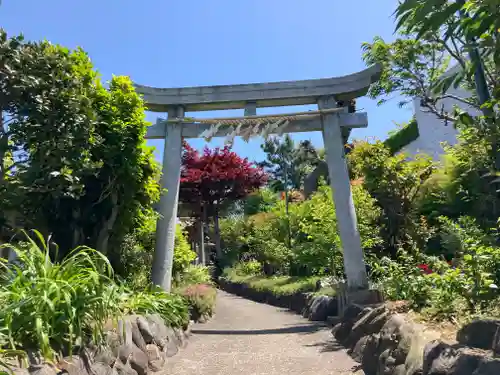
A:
[{"xmin": 135, "ymin": 64, "xmax": 381, "ymax": 293}]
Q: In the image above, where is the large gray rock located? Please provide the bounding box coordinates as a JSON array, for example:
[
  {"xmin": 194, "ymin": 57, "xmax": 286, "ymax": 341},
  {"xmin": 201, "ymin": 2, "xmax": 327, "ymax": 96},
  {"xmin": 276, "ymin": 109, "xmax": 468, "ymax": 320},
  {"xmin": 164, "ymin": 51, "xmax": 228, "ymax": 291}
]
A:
[
  {"xmin": 346, "ymin": 306, "xmax": 389, "ymax": 348},
  {"xmin": 162, "ymin": 335, "xmax": 179, "ymax": 358},
  {"xmin": 332, "ymin": 304, "xmax": 368, "ymax": 342},
  {"xmin": 423, "ymin": 341, "xmax": 484, "ymax": 375},
  {"xmin": 351, "ymin": 335, "xmax": 370, "ymax": 362},
  {"xmin": 351, "ymin": 313, "xmax": 440, "ymax": 375},
  {"xmin": 113, "ymin": 358, "xmax": 138, "ymax": 375},
  {"xmin": 130, "ymin": 318, "xmax": 147, "ymax": 352},
  {"xmin": 474, "ymin": 358, "xmax": 500, "ymax": 375},
  {"xmin": 306, "ymin": 296, "xmax": 337, "ymax": 321},
  {"xmin": 57, "ymin": 356, "xmax": 90, "ymax": 375},
  {"xmin": 117, "ymin": 344, "xmax": 149, "ymax": 375},
  {"xmin": 116, "ymin": 316, "xmax": 147, "ymax": 351},
  {"xmin": 145, "ymin": 344, "xmax": 165, "ymax": 371},
  {"xmin": 145, "ymin": 314, "xmax": 170, "ymax": 348},
  {"xmin": 117, "ymin": 319, "xmax": 133, "ymax": 346},
  {"xmin": 457, "ymin": 319, "xmax": 500, "ymax": 350},
  {"xmin": 91, "ymin": 363, "xmax": 116, "ymax": 375},
  {"xmin": 136, "ymin": 316, "xmax": 154, "ymax": 344},
  {"xmin": 344, "ymin": 304, "xmax": 367, "ymax": 323},
  {"xmin": 360, "ymin": 333, "xmax": 381, "ymax": 375},
  {"xmin": 173, "ymin": 328, "xmax": 188, "ymax": 349},
  {"xmin": 30, "ymin": 364, "xmax": 63, "ymax": 375},
  {"xmin": 106, "ymin": 331, "xmax": 122, "ymax": 352},
  {"xmin": 93, "ymin": 345, "xmax": 116, "ymax": 367}
]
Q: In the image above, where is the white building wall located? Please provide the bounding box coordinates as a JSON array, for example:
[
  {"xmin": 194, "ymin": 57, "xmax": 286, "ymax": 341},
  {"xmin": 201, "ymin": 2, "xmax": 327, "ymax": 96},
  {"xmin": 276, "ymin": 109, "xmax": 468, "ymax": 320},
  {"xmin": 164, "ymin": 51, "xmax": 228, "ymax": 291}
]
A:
[{"xmin": 400, "ymin": 67, "xmax": 480, "ymax": 160}]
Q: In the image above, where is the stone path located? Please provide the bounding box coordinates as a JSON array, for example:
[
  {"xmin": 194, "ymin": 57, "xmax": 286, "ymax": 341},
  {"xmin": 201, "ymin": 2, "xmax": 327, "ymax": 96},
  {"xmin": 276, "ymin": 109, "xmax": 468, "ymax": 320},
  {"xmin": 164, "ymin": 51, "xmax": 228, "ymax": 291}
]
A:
[{"xmin": 164, "ymin": 290, "xmax": 361, "ymax": 375}]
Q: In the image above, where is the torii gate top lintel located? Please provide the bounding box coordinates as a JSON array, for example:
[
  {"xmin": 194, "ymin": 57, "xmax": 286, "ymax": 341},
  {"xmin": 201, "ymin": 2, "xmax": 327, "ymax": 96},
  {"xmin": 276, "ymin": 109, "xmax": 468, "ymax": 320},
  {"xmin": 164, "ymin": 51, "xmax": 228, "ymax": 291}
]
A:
[{"xmin": 134, "ymin": 64, "xmax": 382, "ymax": 112}]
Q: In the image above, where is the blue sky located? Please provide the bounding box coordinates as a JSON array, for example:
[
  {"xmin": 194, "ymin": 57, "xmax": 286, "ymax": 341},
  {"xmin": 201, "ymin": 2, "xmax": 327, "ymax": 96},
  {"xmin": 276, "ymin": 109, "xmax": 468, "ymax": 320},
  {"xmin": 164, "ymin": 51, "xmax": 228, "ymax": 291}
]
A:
[{"xmin": 1, "ymin": 0, "xmax": 412, "ymax": 163}]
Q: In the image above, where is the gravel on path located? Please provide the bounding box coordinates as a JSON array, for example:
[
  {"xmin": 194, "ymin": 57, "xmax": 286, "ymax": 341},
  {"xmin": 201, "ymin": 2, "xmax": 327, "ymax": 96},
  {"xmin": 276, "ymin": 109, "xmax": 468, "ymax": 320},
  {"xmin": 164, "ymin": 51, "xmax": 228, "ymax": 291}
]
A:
[{"xmin": 163, "ymin": 290, "xmax": 362, "ymax": 375}]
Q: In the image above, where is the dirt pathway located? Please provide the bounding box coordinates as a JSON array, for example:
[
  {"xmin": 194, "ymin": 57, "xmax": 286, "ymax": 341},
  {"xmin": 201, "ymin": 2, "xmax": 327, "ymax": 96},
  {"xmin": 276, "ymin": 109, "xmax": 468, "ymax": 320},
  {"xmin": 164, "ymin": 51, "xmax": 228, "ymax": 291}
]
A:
[{"xmin": 164, "ymin": 290, "xmax": 361, "ymax": 375}]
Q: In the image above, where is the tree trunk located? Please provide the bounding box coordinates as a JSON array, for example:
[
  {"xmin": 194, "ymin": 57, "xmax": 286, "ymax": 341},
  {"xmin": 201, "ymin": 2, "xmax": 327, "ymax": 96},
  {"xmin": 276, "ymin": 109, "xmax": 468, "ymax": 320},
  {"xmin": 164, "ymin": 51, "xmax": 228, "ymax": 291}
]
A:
[
  {"xmin": 198, "ymin": 217, "xmax": 206, "ymax": 266},
  {"xmin": 96, "ymin": 192, "xmax": 119, "ymax": 254},
  {"xmin": 71, "ymin": 208, "xmax": 83, "ymax": 249},
  {"xmin": 214, "ymin": 202, "xmax": 222, "ymax": 260}
]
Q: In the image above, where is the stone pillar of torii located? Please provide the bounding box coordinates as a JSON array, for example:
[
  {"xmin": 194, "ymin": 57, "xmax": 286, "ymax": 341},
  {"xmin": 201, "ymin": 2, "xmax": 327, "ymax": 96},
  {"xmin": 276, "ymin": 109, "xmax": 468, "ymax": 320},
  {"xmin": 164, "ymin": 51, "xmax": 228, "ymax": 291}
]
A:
[{"xmin": 135, "ymin": 64, "xmax": 382, "ymax": 295}]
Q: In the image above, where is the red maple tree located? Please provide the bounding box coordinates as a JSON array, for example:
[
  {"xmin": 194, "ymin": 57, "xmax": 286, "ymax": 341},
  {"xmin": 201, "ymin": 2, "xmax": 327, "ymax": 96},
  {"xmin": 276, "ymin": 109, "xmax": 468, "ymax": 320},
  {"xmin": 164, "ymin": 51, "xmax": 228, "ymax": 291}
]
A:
[{"xmin": 180, "ymin": 142, "xmax": 267, "ymax": 259}]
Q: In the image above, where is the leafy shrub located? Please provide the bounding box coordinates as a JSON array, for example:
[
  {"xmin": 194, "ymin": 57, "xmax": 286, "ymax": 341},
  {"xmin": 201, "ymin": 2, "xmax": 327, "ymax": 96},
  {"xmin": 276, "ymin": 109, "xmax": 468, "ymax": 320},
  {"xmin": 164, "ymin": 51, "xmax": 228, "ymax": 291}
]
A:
[
  {"xmin": 348, "ymin": 140, "xmax": 434, "ymax": 255},
  {"xmin": 242, "ymin": 188, "xmax": 279, "ymax": 216},
  {"xmin": 415, "ymin": 127, "xmax": 500, "ymax": 230},
  {"xmin": 177, "ymin": 264, "xmax": 213, "ymax": 286},
  {"xmin": 178, "ymin": 284, "xmax": 217, "ymax": 321},
  {"xmin": 370, "ymin": 253, "xmax": 435, "ymax": 309},
  {"xmin": 220, "ymin": 184, "xmax": 381, "ymax": 277},
  {"xmin": 173, "ymin": 225, "xmax": 197, "ymax": 277},
  {"xmin": 234, "ymin": 260, "xmax": 262, "ymax": 275},
  {"xmin": 115, "ymin": 286, "xmax": 188, "ymax": 328},
  {"xmin": 0, "ymin": 231, "xmax": 188, "ymax": 361},
  {"xmin": 371, "ymin": 240, "xmax": 500, "ymax": 320},
  {"xmin": 435, "ymin": 216, "xmax": 493, "ymax": 258},
  {"xmin": 118, "ymin": 210, "xmax": 157, "ymax": 289},
  {"xmin": 119, "ymin": 220, "xmax": 196, "ymax": 289}
]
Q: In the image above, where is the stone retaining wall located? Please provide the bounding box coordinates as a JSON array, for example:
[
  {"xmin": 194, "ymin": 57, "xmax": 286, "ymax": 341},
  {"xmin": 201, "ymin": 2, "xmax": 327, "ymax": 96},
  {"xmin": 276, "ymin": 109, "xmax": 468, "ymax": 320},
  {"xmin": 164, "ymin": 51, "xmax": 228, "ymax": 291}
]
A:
[
  {"xmin": 9, "ymin": 314, "xmax": 194, "ymax": 375},
  {"xmin": 218, "ymin": 279, "xmax": 337, "ymax": 321},
  {"xmin": 333, "ymin": 304, "xmax": 500, "ymax": 375}
]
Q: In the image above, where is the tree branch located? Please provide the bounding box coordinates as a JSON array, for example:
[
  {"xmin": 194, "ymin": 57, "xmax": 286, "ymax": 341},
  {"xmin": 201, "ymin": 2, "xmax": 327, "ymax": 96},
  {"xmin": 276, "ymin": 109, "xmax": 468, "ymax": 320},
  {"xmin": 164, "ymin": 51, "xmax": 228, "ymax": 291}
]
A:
[
  {"xmin": 419, "ymin": 102, "xmax": 457, "ymax": 123},
  {"xmin": 435, "ymin": 93, "xmax": 478, "ymax": 109}
]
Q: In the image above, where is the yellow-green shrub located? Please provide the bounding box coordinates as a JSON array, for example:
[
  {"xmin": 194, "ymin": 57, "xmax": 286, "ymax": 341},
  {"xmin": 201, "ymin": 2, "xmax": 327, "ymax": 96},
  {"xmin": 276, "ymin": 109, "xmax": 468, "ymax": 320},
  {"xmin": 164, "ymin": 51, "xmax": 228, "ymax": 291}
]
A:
[
  {"xmin": 220, "ymin": 183, "xmax": 381, "ymax": 276},
  {"xmin": 173, "ymin": 224, "xmax": 197, "ymax": 276}
]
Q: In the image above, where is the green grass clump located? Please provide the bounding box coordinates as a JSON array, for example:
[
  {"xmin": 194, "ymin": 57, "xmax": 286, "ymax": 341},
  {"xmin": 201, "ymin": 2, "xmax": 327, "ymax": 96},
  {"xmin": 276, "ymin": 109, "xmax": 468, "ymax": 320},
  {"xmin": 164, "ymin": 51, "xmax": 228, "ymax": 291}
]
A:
[
  {"xmin": 0, "ymin": 230, "xmax": 188, "ymax": 363},
  {"xmin": 222, "ymin": 267, "xmax": 335, "ymax": 297}
]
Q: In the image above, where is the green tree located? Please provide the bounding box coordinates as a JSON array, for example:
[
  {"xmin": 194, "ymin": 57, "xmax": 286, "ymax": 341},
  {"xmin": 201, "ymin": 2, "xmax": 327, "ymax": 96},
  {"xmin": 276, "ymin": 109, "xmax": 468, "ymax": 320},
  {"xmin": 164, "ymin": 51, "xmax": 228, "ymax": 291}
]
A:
[
  {"xmin": 0, "ymin": 30, "xmax": 160, "ymax": 270},
  {"xmin": 258, "ymin": 135, "xmax": 321, "ymax": 191},
  {"xmin": 360, "ymin": 1, "xmax": 500, "ymax": 232},
  {"xmin": 364, "ymin": 0, "xmax": 499, "ymax": 168},
  {"xmin": 394, "ymin": 0, "xmax": 500, "ymax": 170},
  {"xmin": 0, "ymin": 31, "xmax": 100, "ymax": 240}
]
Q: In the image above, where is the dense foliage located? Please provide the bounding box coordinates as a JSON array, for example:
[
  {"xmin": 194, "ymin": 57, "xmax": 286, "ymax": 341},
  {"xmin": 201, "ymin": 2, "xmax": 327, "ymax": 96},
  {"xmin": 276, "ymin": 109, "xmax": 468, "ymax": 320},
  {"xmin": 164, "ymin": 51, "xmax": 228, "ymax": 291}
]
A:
[
  {"xmin": 220, "ymin": 184, "xmax": 381, "ymax": 276},
  {"xmin": 0, "ymin": 30, "xmax": 160, "ymax": 271},
  {"xmin": 0, "ymin": 231, "xmax": 188, "ymax": 362},
  {"xmin": 177, "ymin": 283, "xmax": 217, "ymax": 322},
  {"xmin": 370, "ymin": 227, "xmax": 500, "ymax": 320},
  {"xmin": 358, "ymin": 0, "xmax": 500, "ymax": 321},
  {"xmin": 120, "ymin": 212, "xmax": 197, "ymax": 290},
  {"xmin": 0, "ymin": 29, "xmax": 212, "ymax": 368},
  {"xmin": 348, "ymin": 141, "xmax": 435, "ymax": 256}
]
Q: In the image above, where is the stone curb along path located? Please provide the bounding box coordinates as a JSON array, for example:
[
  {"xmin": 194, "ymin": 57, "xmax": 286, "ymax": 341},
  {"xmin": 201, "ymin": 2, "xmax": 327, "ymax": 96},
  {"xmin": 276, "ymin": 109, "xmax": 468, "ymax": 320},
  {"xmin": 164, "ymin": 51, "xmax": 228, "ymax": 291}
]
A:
[
  {"xmin": 333, "ymin": 304, "xmax": 500, "ymax": 375},
  {"xmin": 10, "ymin": 314, "xmax": 193, "ymax": 375}
]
